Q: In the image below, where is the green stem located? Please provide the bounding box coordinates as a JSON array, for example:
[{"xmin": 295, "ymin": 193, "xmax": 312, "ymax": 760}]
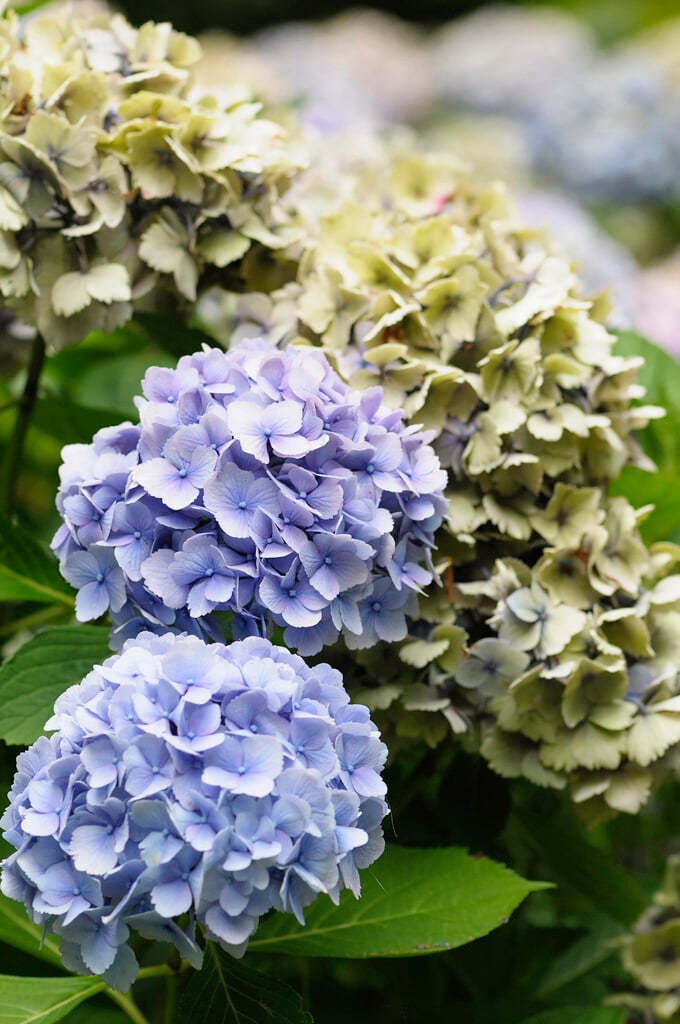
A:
[
  {"xmin": 1, "ymin": 332, "xmax": 46, "ymax": 516},
  {"xmin": 163, "ymin": 972, "xmax": 179, "ymax": 1024},
  {"xmin": 106, "ymin": 989, "xmax": 152, "ymax": 1024},
  {"xmin": 136, "ymin": 962, "xmax": 189, "ymax": 982}
]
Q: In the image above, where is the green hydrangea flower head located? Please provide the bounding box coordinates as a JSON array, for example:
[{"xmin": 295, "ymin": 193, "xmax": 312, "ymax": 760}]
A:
[
  {"xmin": 202, "ymin": 136, "xmax": 680, "ymax": 817},
  {"xmin": 0, "ymin": 2, "xmax": 301, "ymax": 351}
]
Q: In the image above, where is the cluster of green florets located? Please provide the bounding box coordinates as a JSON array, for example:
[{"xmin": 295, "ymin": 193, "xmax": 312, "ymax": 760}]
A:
[
  {"xmin": 202, "ymin": 140, "xmax": 680, "ymax": 818},
  {"xmin": 0, "ymin": 3, "xmax": 298, "ymax": 350},
  {"xmin": 615, "ymin": 856, "xmax": 680, "ymax": 1022}
]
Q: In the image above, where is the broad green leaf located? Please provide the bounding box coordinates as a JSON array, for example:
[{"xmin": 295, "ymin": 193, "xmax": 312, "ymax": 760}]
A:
[
  {"xmin": 68, "ymin": 349, "xmax": 175, "ymax": 418},
  {"xmin": 0, "ymin": 974, "xmax": 103, "ymax": 1024},
  {"xmin": 0, "ymin": 626, "xmax": 111, "ymax": 745},
  {"xmin": 610, "ymin": 467, "xmax": 680, "ymax": 543},
  {"xmin": 520, "ymin": 1008, "xmax": 625, "ymax": 1024},
  {"xmin": 61, "ymin": 1004, "xmax": 125, "ymax": 1024},
  {"xmin": 535, "ymin": 914, "xmax": 625, "ymax": 998},
  {"xmin": 249, "ymin": 845, "xmax": 549, "ymax": 958},
  {"xmin": 0, "ymin": 519, "xmax": 74, "ymax": 607},
  {"xmin": 32, "ymin": 399, "xmax": 128, "ymax": 446},
  {"xmin": 0, "ymin": 892, "xmax": 62, "ymax": 968},
  {"xmin": 514, "ymin": 810, "xmax": 646, "ymax": 925},
  {"xmin": 179, "ymin": 945, "xmax": 313, "ymax": 1024},
  {"xmin": 614, "ymin": 330, "xmax": 680, "ymax": 474}
]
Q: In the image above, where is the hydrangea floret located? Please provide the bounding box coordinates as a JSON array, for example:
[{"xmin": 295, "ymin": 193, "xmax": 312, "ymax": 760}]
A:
[
  {"xmin": 201, "ymin": 141, "xmax": 680, "ymax": 817},
  {"xmin": 52, "ymin": 340, "xmax": 448, "ymax": 656},
  {"xmin": 0, "ymin": 632, "xmax": 388, "ymax": 989},
  {"xmin": 0, "ymin": 3, "xmax": 299, "ymax": 352}
]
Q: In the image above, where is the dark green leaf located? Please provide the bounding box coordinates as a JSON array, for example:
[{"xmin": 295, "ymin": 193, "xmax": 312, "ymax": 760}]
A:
[
  {"xmin": 134, "ymin": 313, "xmax": 217, "ymax": 360},
  {"xmin": 179, "ymin": 945, "xmax": 313, "ymax": 1024},
  {"xmin": 61, "ymin": 1003, "xmax": 125, "ymax": 1024},
  {"xmin": 0, "ymin": 974, "xmax": 103, "ymax": 1024},
  {"xmin": 0, "ymin": 892, "xmax": 62, "ymax": 968},
  {"xmin": 610, "ymin": 467, "xmax": 680, "ymax": 543},
  {"xmin": 249, "ymin": 845, "xmax": 549, "ymax": 958},
  {"xmin": 0, "ymin": 518, "xmax": 74, "ymax": 607},
  {"xmin": 32, "ymin": 399, "xmax": 127, "ymax": 446},
  {"xmin": 519, "ymin": 1008, "xmax": 625, "ymax": 1024},
  {"xmin": 68, "ymin": 349, "xmax": 175, "ymax": 419},
  {"xmin": 0, "ymin": 626, "xmax": 111, "ymax": 745},
  {"xmin": 535, "ymin": 914, "xmax": 624, "ymax": 998},
  {"xmin": 513, "ymin": 810, "xmax": 647, "ymax": 925}
]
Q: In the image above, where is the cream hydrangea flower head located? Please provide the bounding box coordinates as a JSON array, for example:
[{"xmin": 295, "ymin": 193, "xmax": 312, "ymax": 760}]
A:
[
  {"xmin": 0, "ymin": 3, "xmax": 301, "ymax": 351},
  {"xmin": 202, "ymin": 135, "xmax": 680, "ymax": 819}
]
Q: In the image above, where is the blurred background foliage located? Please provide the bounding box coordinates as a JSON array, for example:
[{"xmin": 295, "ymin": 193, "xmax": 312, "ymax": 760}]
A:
[{"xmin": 116, "ymin": 0, "xmax": 680, "ymax": 41}]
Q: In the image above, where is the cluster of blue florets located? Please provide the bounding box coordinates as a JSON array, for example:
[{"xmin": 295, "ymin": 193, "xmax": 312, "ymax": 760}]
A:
[
  {"xmin": 51, "ymin": 342, "xmax": 447, "ymax": 656},
  {"xmin": 0, "ymin": 633, "xmax": 388, "ymax": 989}
]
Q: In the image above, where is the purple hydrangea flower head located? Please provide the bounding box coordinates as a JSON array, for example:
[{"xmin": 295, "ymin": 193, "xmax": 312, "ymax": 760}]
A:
[
  {"xmin": 0, "ymin": 633, "xmax": 388, "ymax": 990},
  {"xmin": 53, "ymin": 342, "xmax": 448, "ymax": 655}
]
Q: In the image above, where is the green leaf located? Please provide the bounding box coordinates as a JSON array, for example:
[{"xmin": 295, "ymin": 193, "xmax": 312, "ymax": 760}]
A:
[
  {"xmin": 514, "ymin": 809, "xmax": 647, "ymax": 925},
  {"xmin": 614, "ymin": 330, "xmax": 680, "ymax": 475},
  {"xmin": 0, "ymin": 892, "xmax": 62, "ymax": 968},
  {"xmin": 0, "ymin": 519, "xmax": 74, "ymax": 607},
  {"xmin": 519, "ymin": 1008, "xmax": 625, "ymax": 1024},
  {"xmin": 0, "ymin": 974, "xmax": 103, "ymax": 1024},
  {"xmin": 0, "ymin": 626, "xmax": 111, "ymax": 745},
  {"xmin": 610, "ymin": 467, "xmax": 680, "ymax": 543},
  {"xmin": 61, "ymin": 1004, "xmax": 125, "ymax": 1024},
  {"xmin": 32, "ymin": 399, "xmax": 127, "ymax": 446},
  {"xmin": 68, "ymin": 350, "xmax": 175, "ymax": 419},
  {"xmin": 249, "ymin": 845, "xmax": 549, "ymax": 958},
  {"xmin": 133, "ymin": 312, "xmax": 218, "ymax": 360},
  {"xmin": 179, "ymin": 945, "xmax": 313, "ymax": 1024},
  {"xmin": 12, "ymin": 0, "xmax": 53, "ymax": 14}
]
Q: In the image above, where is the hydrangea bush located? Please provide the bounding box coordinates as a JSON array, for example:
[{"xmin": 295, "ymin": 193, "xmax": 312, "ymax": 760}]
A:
[
  {"xmin": 1, "ymin": 633, "xmax": 387, "ymax": 988},
  {"xmin": 52, "ymin": 340, "xmax": 447, "ymax": 655},
  {"xmin": 1, "ymin": 6, "xmax": 680, "ymax": 1023}
]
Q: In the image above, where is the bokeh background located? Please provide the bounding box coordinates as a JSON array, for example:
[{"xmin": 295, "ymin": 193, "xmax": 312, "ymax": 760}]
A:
[{"xmin": 107, "ymin": 0, "xmax": 680, "ymax": 360}]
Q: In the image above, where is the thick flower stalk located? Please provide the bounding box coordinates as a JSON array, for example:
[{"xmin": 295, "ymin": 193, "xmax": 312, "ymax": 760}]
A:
[
  {"xmin": 52, "ymin": 340, "xmax": 447, "ymax": 656},
  {"xmin": 0, "ymin": 632, "xmax": 388, "ymax": 989},
  {"xmin": 0, "ymin": 4, "xmax": 298, "ymax": 353},
  {"xmin": 201, "ymin": 141, "xmax": 680, "ymax": 817}
]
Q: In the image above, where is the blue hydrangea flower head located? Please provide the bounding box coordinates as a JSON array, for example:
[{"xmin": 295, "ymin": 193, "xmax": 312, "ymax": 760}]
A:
[
  {"xmin": 53, "ymin": 341, "xmax": 448, "ymax": 655},
  {"xmin": 1, "ymin": 633, "xmax": 388, "ymax": 990}
]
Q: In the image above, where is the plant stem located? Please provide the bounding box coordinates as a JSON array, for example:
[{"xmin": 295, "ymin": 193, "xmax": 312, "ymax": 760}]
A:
[
  {"xmin": 1, "ymin": 332, "xmax": 46, "ymax": 516},
  {"xmin": 163, "ymin": 972, "xmax": 179, "ymax": 1024},
  {"xmin": 136, "ymin": 962, "xmax": 189, "ymax": 982},
  {"xmin": 106, "ymin": 989, "xmax": 152, "ymax": 1024}
]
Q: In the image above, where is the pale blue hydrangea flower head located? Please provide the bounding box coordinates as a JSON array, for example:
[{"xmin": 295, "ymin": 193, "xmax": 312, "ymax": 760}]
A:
[
  {"xmin": 0, "ymin": 632, "xmax": 388, "ymax": 989},
  {"xmin": 52, "ymin": 341, "xmax": 448, "ymax": 655}
]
